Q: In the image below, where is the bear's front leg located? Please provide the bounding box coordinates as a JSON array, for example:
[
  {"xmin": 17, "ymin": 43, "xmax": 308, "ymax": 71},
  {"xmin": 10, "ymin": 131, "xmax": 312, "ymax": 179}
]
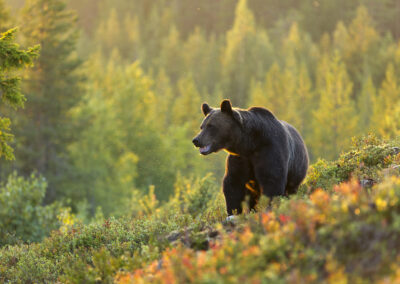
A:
[
  {"xmin": 223, "ymin": 176, "xmax": 246, "ymax": 215},
  {"xmin": 223, "ymin": 155, "xmax": 251, "ymax": 215},
  {"xmin": 252, "ymin": 149, "xmax": 287, "ymax": 198}
]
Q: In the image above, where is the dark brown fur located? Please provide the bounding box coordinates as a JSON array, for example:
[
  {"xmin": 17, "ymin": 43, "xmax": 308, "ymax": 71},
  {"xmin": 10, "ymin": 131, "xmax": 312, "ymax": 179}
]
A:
[{"xmin": 193, "ymin": 99, "xmax": 309, "ymax": 215}]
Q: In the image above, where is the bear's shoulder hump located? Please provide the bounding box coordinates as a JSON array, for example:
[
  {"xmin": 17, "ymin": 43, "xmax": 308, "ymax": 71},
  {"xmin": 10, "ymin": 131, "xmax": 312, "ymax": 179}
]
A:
[{"xmin": 247, "ymin": 107, "xmax": 276, "ymax": 119}]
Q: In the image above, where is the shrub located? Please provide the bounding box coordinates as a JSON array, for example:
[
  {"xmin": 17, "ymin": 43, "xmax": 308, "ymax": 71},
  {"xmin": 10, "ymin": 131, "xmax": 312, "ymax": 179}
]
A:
[
  {"xmin": 0, "ymin": 172, "xmax": 63, "ymax": 246},
  {"xmin": 306, "ymin": 134, "xmax": 400, "ymax": 191},
  {"xmin": 2, "ymin": 136, "xmax": 400, "ymax": 283},
  {"xmin": 116, "ymin": 177, "xmax": 400, "ymax": 283},
  {"xmin": 0, "ymin": 174, "xmax": 223, "ymax": 283}
]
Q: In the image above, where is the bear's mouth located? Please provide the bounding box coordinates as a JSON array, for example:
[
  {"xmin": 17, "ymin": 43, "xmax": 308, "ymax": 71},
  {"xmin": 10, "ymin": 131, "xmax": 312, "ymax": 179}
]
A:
[{"xmin": 199, "ymin": 144, "xmax": 212, "ymax": 155}]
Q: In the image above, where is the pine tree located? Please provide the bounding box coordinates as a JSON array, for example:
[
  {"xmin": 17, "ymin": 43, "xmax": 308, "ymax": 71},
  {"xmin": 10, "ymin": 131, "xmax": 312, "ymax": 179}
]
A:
[
  {"xmin": 67, "ymin": 56, "xmax": 178, "ymax": 214},
  {"xmin": 371, "ymin": 63, "xmax": 400, "ymax": 138},
  {"xmin": 95, "ymin": 9, "xmax": 121, "ymax": 56},
  {"xmin": 249, "ymin": 80, "xmax": 265, "ymax": 107},
  {"xmin": 249, "ymin": 63, "xmax": 285, "ymax": 117},
  {"xmin": 0, "ymin": 28, "xmax": 39, "ymax": 160},
  {"xmin": 312, "ymin": 53, "xmax": 358, "ymax": 160},
  {"xmin": 249, "ymin": 58, "xmax": 314, "ymax": 149},
  {"xmin": 158, "ymin": 25, "xmax": 183, "ymax": 83},
  {"xmin": 333, "ymin": 6, "xmax": 380, "ymax": 97},
  {"xmin": 66, "ymin": 56, "xmax": 139, "ymax": 215},
  {"xmin": 357, "ymin": 75, "xmax": 376, "ymax": 132},
  {"xmin": 282, "ymin": 22, "xmax": 318, "ymax": 72},
  {"xmin": 169, "ymin": 75, "xmax": 212, "ymax": 178},
  {"xmin": 172, "ymin": 75, "xmax": 203, "ymax": 135},
  {"xmin": 182, "ymin": 28, "xmax": 221, "ymax": 95},
  {"xmin": 299, "ymin": 0, "xmax": 359, "ymax": 40},
  {"xmin": 222, "ymin": 0, "xmax": 273, "ymax": 107},
  {"xmin": 152, "ymin": 69, "xmax": 174, "ymax": 130},
  {"xmin": 286, "ymin": 62, "xmax": 315, "ymax": 140},
  {"xmin": 10, "ymin": 0, "xmax": 83, "ymax": 201},
  {"xmin": 280, "ymin": 24, "xmax": 317, "ymax": 136},
  {"xmin": 140, "ymin": 4, "xmax": 174, "ymax": 70},
  {"xmin": 95, "ymin": 9, "xmax": 140, "ymax": 61}
]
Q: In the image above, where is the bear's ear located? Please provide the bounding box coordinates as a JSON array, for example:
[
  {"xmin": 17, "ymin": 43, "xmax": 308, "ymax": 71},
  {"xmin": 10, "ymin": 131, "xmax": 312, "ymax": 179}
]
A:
[
  {"xmin": 202, "ymin": 103, "xmax": 212, "ymax": 116},
  {"xmin": 220, "ymin": 99, "xmax": 233, "ymax": 115}
]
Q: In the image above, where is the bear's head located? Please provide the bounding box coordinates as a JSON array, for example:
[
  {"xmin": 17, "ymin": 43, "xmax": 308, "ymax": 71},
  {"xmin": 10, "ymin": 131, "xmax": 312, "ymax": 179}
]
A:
[{"xmin": 192, "ymin": 99, "xmax": 243, "ymax": 155}]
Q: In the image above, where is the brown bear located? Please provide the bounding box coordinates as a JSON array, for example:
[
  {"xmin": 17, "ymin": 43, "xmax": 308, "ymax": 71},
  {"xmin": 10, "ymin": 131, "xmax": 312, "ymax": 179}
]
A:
[{"xmin": 192, "ymin": 99, "xmax": 309, "ymax": 216}]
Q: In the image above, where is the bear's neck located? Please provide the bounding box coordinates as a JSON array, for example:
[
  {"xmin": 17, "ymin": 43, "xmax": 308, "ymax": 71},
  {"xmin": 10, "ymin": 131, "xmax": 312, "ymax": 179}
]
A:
[
  {"xmin": 224, "ymin": 129, "xmax": 249, "ymax": 156},
  {"xmin": 224, "ymin": 148, "xmax": 240, "ymax": 156}
]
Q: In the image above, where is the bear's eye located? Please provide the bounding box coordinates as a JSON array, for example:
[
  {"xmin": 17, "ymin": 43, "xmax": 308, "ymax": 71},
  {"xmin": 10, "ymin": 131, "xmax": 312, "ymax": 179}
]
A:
[{"xmin": 207, "ymin": 124, "xmax": 215, "ymax": 129}]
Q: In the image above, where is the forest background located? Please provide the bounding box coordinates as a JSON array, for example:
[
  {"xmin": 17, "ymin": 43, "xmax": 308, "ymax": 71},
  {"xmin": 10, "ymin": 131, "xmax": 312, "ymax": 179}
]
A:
[{"xmin": 1, "ymin": 0, "xmax": 400, "ymax": 219}]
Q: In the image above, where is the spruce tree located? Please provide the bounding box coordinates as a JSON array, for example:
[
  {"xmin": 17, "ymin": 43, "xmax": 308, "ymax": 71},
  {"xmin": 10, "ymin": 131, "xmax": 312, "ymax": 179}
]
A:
[
  {"xmin": 286, "ymin": 62, "xmax": 315, "ymax": 141},
  {"xmin": 67, "ymin": 56, "xmax": 178, "ymax": 214},
  {"xmin": 182, "ymin": 28, "xmax": 221, "ymax": 95},
  {"xmin": 280, "ymin": 24, "xmax": 316, "ymax": 138},
  {"xmin": 357, "ymin": 75, "xmax": 376, "ymax": 132},
  {"xmin": 371, "ymin": 63, "xmax": 400, "ymax": 138},
  {"xmin": 66, "ymin": 56, "xmax": 138, "ymax": 215},
  {"xmin": 249, "ymin": 63, "xmax": 285, "ymax": 117},
  {"xmin": 152, "ymin": 69, "xmax": 174, "ymax": 130},
  {"xmin": 0, "ymin": 29, "xmax": 39, "ymax": 160},
  {"xmin": 11, "ymin": 0, "xmax": 82, "ymax": 201},
  {"xmin": 95, "ymin": 9, "xmax": 140, "ymax": 61},
  {"xmin": 172, "ymin": 75, "xmax": 203, "ymax": 134},
  {"xmin": 312, "ymin": 53, "xmax": 358, "ymax": 160},
  {"xmin": 333, "ymin": 6, "xmax": 380, "ymax": 97},
  {"xmin": 223, "ymin": 0, "xmax": 273, "ymax": 106},
  {"xmin": 158, "ymin": 26, "xmax": 183, "ymax": 83}
]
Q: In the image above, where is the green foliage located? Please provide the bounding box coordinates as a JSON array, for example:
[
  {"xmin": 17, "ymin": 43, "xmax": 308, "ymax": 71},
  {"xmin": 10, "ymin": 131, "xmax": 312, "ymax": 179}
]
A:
[
  {"xmin": 4, "ymin": 0, "xmax": 400, "ymax": 259},
  {"xmin": 167, "ymin": 174, "xmax": 220, "ymax": 217},
  {"xmin": 5, "ymin": 0, "xmax": 83, "ymax": 200},
  {"xmin": 65, "ymin": 56, "xmax": 179, "ymax": 215},
  {"xmin": 119, "ymin": 177, "xmax": 400, "ymax": 283},
  {"xmin": 1, "ymin": 137, "xmax": 400, "ymax": 282},
  {"xmin": 0, "ymin": 28, "xmax": 39, "ymax": 160},
  {"xmin": 0, "ymin": 173, "xmax": 62, "ymax": 246},
  {"xmin": 312, "ymin": 52, "xmax": 358, "ymax": 159},
  {"xmin": 306, "ymin": 134, "xmax": 400, "ymax": 190},
  {"xmin": 371, "ymin": 63, "xmax": 400, "ymax": 138},
  {"xmin": 357, "ymin": 75, "xmax": 376, "ymax": 131},
  {"xmin": 223, "ymin": 0, "xmax": 273, "ymax": 106},
  {"xmin": 0, "ymin": 175, "xmax": 220, "ymax": 283}
]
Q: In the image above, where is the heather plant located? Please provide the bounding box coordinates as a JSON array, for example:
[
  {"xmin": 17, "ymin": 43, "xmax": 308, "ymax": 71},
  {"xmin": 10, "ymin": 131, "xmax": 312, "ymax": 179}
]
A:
[
  {"xmin": 2, "ymin": 137, "xmax": 400, "ymax": 283},
  {"xmin": 0, "ymin": 175, "xmax": 223, "ymax": 283},
  {"xmin": 116, "ymin": 177, "xmax": 400, "ymax": 283},
  {"xmin": 2, "ymin": 0, "xmax": 400, "ymax": 281}
]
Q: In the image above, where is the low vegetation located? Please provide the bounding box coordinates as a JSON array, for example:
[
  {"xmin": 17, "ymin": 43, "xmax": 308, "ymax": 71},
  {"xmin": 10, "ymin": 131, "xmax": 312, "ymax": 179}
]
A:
[{"xmin": 1, "ymin": 135, "xmax": 400, "ymax": 283}]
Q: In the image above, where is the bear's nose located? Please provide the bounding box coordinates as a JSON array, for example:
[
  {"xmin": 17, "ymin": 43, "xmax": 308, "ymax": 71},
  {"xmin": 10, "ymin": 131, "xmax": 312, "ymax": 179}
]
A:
[{"xmin": 192, "ymin": 137, "xmax": 200, "ymax": 147}]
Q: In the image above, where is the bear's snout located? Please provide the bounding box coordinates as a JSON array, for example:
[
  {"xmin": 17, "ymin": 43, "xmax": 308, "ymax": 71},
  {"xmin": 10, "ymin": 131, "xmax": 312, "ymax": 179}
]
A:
[{"xmin": 192, "ymin": 137, "xmax": 200, "ymax": 147}]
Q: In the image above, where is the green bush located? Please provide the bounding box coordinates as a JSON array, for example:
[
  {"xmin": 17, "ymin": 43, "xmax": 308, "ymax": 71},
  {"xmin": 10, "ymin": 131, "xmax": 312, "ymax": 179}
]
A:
[
  {"xmin": 118, "ymin": 176, "xmax": 400, "ymax": 283},
  {"xmin": 0, "ymin": 172, "xmax": 63, "ymax": 246},
  {"xmin": 2, "ymin": 136, "xmax": 400, "ymax": 283},
  {"xmin": 166, "ymin": 173, "xmax": 222, "ymax": 217},
  {"xmin": 0, "ymin": 175, "xmax": 222, "ymax": 283},
  {"xmin": 306, "ymin": 134, "xmax": 400, "ymax": 190}
]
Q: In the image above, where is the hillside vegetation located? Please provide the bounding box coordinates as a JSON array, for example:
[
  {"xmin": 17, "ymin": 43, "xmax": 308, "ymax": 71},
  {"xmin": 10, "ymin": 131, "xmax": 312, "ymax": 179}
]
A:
[
  {"xmin": 1, "ymin": 135, "xmax": 400, "ymax": 283},
  {"xmin": 2, "ymin": 0, "xmax": 400, "ymax": 282},
  {"xmin": 2, "ymin": 0, "xmax": 400, "ymax": 217}
]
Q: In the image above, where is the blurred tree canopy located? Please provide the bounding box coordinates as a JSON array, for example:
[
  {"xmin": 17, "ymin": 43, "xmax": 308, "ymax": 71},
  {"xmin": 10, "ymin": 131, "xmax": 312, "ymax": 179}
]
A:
[{"xmin": 1, "ymin": 0, "xmax": 400, "ymax": 215}]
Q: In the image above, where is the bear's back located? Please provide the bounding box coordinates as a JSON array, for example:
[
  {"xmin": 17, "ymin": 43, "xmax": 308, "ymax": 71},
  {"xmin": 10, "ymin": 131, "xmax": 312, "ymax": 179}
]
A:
[{"xmin": 247, "ymin": 106, "xmax": 276, "ymax": 120}]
